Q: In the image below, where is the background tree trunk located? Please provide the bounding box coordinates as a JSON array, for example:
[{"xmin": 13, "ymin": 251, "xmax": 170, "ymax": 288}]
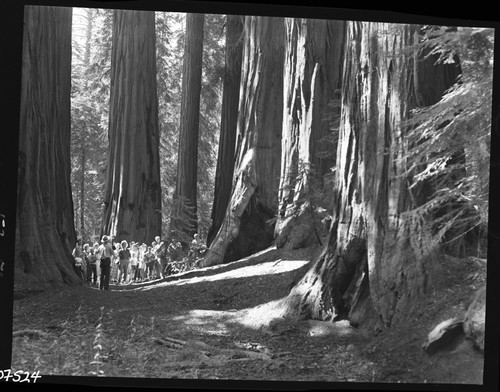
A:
[
  {"xmin": 78, "ymin": 8, "xmax": 93, "ymax": 241},
  {"xmin": 170, "ymin": 13, "xmax": 205, "ymax": 244},
  {"xmin": 282, "ymin": 22, "xmax": 460, "ymax": 328},
  {"xmin": 101, "ymin": 10, "xmax": 161, "ymax": 245},
  {"xmin": 202, "ymin": 16, "xmax": 285, "ymax": 267},
  {"xmin": 79, "ymin": 146, "xmax": 85, "ymax": 239},
  {"xmin": 207, "ymin": 15, "xmax": 244, "ymax": 248},
  {"xmin": 275, "ymin": 18, "xmax": 344, "ymax": 250},
  {"xmin": 15, "ymin": 6, "xmax": 78, "ymax": 293}
]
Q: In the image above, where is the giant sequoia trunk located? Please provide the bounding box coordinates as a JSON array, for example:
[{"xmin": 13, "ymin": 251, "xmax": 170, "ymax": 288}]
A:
[
  {"xmin": 283, "ymin": 22, "xmax": 460, "ymax": 328},
  {"xmin": 171, "ymin": 13, "xmax": 205, "ymax": 244},
  {"xmin": 15, "ymin": 6, "xmax": 79, "ymax": 292},
  {"xmin": 207, "ymin": 14, "xmax": 244, "ymax": 248},
  {"xmin": 275, "ymin": 18, "xmax": 344, "ymax": 250},
  {"xmin": 202, "ymin": 16, "xmax": 285, "ymax": 267},
  {"xmin": 101, "ymin": 10, "xmax": 161, "ymax": 244}
]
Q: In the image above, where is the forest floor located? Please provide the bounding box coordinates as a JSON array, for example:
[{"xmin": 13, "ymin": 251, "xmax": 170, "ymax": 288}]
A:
[{"xmin": 10, "ymin": 246, "xmax": 487, "ymax": 389}]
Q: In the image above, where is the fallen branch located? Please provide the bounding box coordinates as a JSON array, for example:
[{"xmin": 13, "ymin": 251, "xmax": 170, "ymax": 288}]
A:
[
  {"xmin": 152, "ymin": 336, "xmax": 186, "ymax": 350},
  {"xmin": 13, "ymin": 329, "xmax": 52, "ymax": 339},
  {"xmin": 154, "ymin": 336, "xmax": 273, "ymax": 361}
]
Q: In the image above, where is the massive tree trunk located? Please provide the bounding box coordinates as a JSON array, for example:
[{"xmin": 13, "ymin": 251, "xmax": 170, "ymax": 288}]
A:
[
  {"xmin": 207, "ymin": 15, "xmax": 244, "ymax": 248},
  {"xmin": 170, "ymin": 13, "xmax": 205, "ymax": 244},
  {"xmin": 101, "ymin": 10, "xmax": 161, "ymax": 245},
  {"xmin": 15, "ymin": 6, "xmax": 79, "ymax": 292},
  {"xmin": 201, "ymin": 16, "xmax": 285, "ymax": 267},
  {"xmin": 275, "ymin": 18, "xmax": 344, "ymax": 250},
  {"xmin": 282, "ymin": 22, "xmax": 460, "ymax": 329}
]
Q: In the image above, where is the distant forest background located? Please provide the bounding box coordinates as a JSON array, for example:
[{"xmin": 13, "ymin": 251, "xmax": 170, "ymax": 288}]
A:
[{"xmin": 70, "ymin": 9, "xmax": 224, "ymax": 242}]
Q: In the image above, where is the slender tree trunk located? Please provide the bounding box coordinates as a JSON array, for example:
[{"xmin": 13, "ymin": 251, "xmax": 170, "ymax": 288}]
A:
[
  {"xmin": 80, "ymin": 146, "xmax": 85, "ymax": 239},
  {"xmin": 207, "ymin": 15, "xmax": 244, "ymax": 248},
  {"xmin": 101, "ymin": 10, "xmax": 161, "ymax": 245},
  {"xmin": 78, "ymin": 8, "xmax": 93, "ymax": 242},
  {"xmin": 202, "ymin": 16, "xmax": 285, "ymax": 267},
  {"xmin": 282, "ymin": 22, "xmax": 460, "ymax": 328},
  {"xmin": 275, "ymin": 18, "xmax": 344, "ymax": 250},
  {"xmin": 16, "ymin": 6, "xmax": 78, "ymax": 292},
  {"xmin": 171, "ymin": 13, "xmax": 205, "ymax": 244}
]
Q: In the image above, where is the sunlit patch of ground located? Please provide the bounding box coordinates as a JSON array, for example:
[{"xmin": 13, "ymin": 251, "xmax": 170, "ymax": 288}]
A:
[
  {"xmin": 138, "ymin": 258, "xmax": 309, "ymax": 291},
  {"xmin": 170, "ymin": 304, "xmax": 360, "ymax": 338}
]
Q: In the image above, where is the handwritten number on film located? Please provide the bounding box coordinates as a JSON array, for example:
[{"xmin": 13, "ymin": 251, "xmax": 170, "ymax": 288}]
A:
[{"xmin": 0, "ymin": 369, "xmax": 42, "ymax": 383}]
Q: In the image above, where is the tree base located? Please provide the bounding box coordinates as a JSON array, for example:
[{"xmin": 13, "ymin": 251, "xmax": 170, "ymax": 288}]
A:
[{"xmin": 224, "ymin": 199, "xmax": 275, "ymax": 264}]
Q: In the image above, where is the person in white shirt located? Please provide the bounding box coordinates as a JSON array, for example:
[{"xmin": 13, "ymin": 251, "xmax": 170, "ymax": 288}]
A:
[{"xmin": 97, "ymin": 235, "xmax": 114, "ymax": 290}]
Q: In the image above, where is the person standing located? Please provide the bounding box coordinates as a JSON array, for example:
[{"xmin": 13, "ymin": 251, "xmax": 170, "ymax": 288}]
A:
[
  {"xmin": 111, "ymin": 242, "xmax": 121, "ymax": 283},
  {"xmin": 118, "ymin": 240, "xmax": 131, "ymax": 284},
  {"xmin": 152, "ymin": 239, "xmax": 163, "ymax": 279},
  {"xmin": 87, "ymin": 242, "xmax": 99, "ymax": 286},
  {"xmin": 156, "ymin": 241, "xmax": 168, "ymax": 277},
  {"xmin": 144, "ymin": 246, "xmax": 156, "ymax": 280},
  {"xmin": 72, "ymin": 238, "xmax": 85, "ymax": 280},
  {"xmin": 138, "ymin": 243, "xmax": 147, "ymax": 281},
  {"xmin": 97, "ymin": 235, "xmax": 114, "ymax": 290},
  {"xmin": 130, "ymin": 242, "xmax": 139, "ymax": 282},
  {"xmin": 82, "ymin": 243, "xmax": 91, "ymax": 283}
]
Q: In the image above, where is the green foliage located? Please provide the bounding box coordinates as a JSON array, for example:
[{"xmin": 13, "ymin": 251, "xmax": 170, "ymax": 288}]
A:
[{"xmin": 404, "ymin": 26, "xmax": 493, "ymax": 255}]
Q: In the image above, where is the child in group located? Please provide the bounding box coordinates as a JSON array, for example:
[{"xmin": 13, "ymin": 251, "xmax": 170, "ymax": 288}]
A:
[
  {"xmin": 137, "ymin": 243, "xmax": 147, "ymax": 282},
  {"xmin": 111, "ymin": 242, "xmax": 121, "ymax": 283},
  {"xmin": 130, "ymin": 242, "xmax": 139, "ymax": 282},
  {"xmin": 95, "ymin": 242, "xmax": 101, "ymax": 284},
  {"xmin": 144, "ymin": 246, "xmax": 156, "ymax": 280},
  {"xmin": 88, "ymin": 242, "xmax": 99, "ymax": 286},
  {"xmin": 72, "ymin": 238, "xmax": 85, "ymax": 280},
  {"xmin": 82, "ymin": 243, "xmax": 91, "ymax": 283},
  {"xmin": 118, "ymin": 240, "xmax": 131, "ymax": 284}
]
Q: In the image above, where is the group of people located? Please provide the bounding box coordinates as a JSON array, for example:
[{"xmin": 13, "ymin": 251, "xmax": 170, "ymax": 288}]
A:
[{"xmin": 72, "ymin": 234, "xmax": 207, "ymax": 291}]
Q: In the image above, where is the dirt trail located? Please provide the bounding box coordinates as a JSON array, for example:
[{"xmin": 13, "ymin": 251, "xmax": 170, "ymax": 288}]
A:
[{"xmin": 11, "ymin": 246, "xmax": 486, "ymax": 385}]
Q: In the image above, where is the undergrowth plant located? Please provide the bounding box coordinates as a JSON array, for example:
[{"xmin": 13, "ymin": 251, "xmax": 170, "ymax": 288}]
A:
[{"xmin": 89, "ymin": 306, "xmax": 106, "ymax": 377}]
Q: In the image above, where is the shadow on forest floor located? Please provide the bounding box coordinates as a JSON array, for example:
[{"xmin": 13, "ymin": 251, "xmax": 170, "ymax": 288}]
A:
[{"xmin": 10, "ymin": 246, "xmax": 487, "ymax": 387}]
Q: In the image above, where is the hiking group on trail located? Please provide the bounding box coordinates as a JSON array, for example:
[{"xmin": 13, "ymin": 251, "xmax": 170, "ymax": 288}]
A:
[{"xmin": 71, "ymin": 234, "xmax": 207, "ymax": 291}]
